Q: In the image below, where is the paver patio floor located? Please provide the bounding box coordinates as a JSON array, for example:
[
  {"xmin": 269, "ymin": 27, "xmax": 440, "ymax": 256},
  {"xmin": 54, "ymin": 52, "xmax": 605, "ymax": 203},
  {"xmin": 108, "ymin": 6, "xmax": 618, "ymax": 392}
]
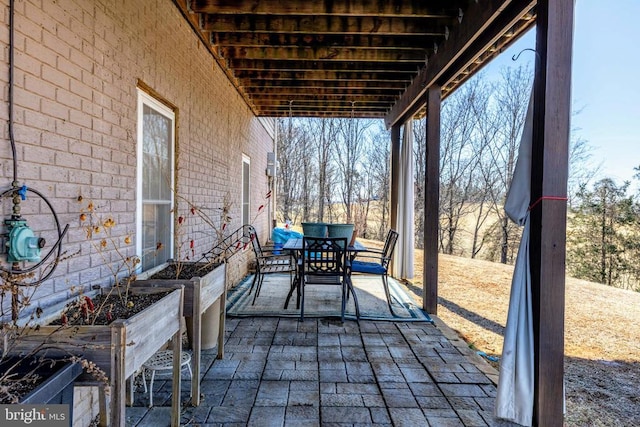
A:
[{"xmin": 127, "ymin": 316, "xmax": 517, "ymax": 426}]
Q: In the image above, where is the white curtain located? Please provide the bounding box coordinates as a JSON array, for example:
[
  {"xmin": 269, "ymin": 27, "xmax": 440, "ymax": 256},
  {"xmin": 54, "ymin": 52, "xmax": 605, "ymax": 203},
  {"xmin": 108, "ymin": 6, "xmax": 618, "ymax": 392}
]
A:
[
  {"xmin": 393, "ymin": 121, "xmax": 415, "ymax": 279},
  {"xmin": 494, "ymin": 91, "xmax": 534, "ymax": 426}
]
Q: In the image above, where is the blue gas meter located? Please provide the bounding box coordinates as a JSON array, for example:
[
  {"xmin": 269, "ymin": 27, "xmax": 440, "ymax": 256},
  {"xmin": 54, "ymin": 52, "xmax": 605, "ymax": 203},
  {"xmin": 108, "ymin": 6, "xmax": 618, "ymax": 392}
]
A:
[{"xmin": 5, "ymin": 219, "xmax": 45, "ymax": 263}]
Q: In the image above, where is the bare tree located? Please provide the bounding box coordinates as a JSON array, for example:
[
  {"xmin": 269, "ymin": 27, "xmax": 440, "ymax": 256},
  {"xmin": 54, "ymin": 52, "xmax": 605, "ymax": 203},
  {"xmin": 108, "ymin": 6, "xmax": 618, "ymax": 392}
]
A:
[
  {"xmin": 361, "ymin": 121, "xmax": 391, "ymax": 239},
  {"xmin": 307, "ymin": 118, "xmax": 339, "ymax": 222},
  {"xmin": 438, "ymin": 78, "xmax": 489, "ymax": 255},
  {"xmin": 413, "ymin": 119, "xmax": 426, "ymax": 249},
  {"xmin": 468, "ymin": 80, "xmax": 501, "ymax": 258},
  {"xmin": 567, "ymin": 107, "xmax": 601, "ymax": 208},
  {"xmin": 276, "ymin": 118, "xmax": 305, "ymax": 224},
  {"xmin": 334, "ymin": 117, "xmax": 373, "ymax": 223},
  {"xmin": 484, "ymin": 65, "xmax": 533, "ymax": 263}
]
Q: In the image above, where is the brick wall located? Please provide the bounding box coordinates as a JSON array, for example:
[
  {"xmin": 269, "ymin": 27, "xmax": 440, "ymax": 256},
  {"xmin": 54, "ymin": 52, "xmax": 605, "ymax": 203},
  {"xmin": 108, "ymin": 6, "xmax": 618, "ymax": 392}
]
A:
[
  {"xmin": 0, "ymin": 0, "xmax": 275, "ymax": 313},
  {"xmin": 0, "ymin": 2, "xmax": 276, "ymax": 424},
  {"xmin": 73, "ymin": 386, "xmax": 100, "ymax": 427}
]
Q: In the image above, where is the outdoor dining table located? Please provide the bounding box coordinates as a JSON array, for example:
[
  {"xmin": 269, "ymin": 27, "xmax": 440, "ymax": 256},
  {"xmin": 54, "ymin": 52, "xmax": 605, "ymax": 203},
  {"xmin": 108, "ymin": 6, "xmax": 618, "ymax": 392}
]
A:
[{"xmin": 282, "ymin": 237, "xmax": 367, "ymax": 310}]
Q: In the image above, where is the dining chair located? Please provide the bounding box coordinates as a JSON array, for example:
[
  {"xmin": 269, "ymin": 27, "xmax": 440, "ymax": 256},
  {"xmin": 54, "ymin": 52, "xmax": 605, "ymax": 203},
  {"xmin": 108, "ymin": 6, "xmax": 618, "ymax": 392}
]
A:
[
  {"xmin": 350, "ymin": 229, "xmax": 399, "ymax": 315},
  {"xmin": 247, "ymin": 226, "xmax": 296, "ymax": 305},
  {"xmin": 300, "ymin": 236, "xmax": 358, "ymax": 322}
]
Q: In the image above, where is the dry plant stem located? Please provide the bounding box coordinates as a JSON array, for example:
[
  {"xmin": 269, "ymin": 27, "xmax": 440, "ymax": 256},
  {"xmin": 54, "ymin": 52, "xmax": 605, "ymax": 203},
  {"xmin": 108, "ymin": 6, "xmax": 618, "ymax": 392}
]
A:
[{"xmin": 79, "ymin": 200, "xmax": 142, "ymax": 324}]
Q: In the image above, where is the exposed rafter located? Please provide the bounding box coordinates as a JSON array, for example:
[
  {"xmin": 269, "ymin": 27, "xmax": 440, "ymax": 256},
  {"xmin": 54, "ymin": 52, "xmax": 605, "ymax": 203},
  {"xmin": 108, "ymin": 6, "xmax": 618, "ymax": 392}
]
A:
[{"xmin": 176, "ymin": 0, "xmax": 537, "ymax": 118}]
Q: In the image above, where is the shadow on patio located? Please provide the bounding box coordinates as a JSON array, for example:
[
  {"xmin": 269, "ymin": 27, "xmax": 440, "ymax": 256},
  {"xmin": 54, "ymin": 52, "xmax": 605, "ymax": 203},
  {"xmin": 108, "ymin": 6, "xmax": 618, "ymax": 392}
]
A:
[{"xmin": 126, "ymin": 274, "xmax": 517, "ymax": 427}]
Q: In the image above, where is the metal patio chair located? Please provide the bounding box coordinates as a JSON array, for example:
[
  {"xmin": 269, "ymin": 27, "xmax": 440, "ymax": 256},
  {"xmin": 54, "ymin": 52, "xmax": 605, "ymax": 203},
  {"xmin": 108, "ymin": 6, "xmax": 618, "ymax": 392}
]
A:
[
  {"xmin": 350, "ymin": 229, "xmax": 399, "ymax": 315},
  {"xmin": 300, "ymin": 236, "xmax": 359, "ymax": 322},
  {"xmin": 247, "ymin": 225, "xmax": 296, "ymax": 305}
]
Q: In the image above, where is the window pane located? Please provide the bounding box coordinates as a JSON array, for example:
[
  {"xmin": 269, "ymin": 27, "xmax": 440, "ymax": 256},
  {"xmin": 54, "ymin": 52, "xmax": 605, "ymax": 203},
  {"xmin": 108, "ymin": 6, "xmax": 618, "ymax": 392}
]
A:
[
  {"xmin": 242, "ymin": 160, "xmax": 250, "ymax": 224},
  {"xmin": 139, "ymin": 97, "xmax": 174, "ymax": 271},
  {"xmin": 143, "ymin": 105, "xmax": 172, "ymax": 200},
  {"xmin": 141, "ymin": 203, "xmax": 171, "ymax": 271}
]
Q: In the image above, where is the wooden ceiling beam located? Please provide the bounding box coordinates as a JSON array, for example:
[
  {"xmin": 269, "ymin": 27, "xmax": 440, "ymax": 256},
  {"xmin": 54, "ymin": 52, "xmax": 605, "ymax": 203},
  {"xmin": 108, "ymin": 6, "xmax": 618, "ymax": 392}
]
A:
[
  {"xmin": 192, "ymin": 0, "xmax": 454, "ymax": 17},
  {"xmin": 202, "ymin": 15, "xmax": 453, "ymax": 35},
  {"xmin": 252, "ymin": 101, "xmax": 391, "ymax": 109},
  {"xmin": 221, "ymin": 46, "xmax": 428, "ymax": 61},
  {"xmin": 438, "ymin": 4, "xmax": 536, "ymax": 91},
  {"xmin": 228, "ymin": 59, "xmax": 424, "ymax": 72},
  {"xmin": 260, "ymin": 104, "xmax": 388, "ymax": 112},
  {"xmin": 211, "ymin": 32, "xmax": 442, "ymax": 49},
  {"xmin": 441, "ymin": 11, "xmax": 535, "ymax": 94},
  {"xmin": 247, "ymin": 94, "xmax": 397, "ymax": 102},
  {"xmin": 232, "ymin": 69, "xmax": 412, "ymax": 82},
  {"xmin": 244, "ymin": 86, "xmax": 402, "ymax": 96},
  {"xmin": 386, "ymin": 0, "xmax": 535, "ymax": 127},
  {"xmin": 255, "ymin": 110, "xmax": 385, "ymax": 118},
  {"xmin": 238, "ymin": 79, "xmax": 407, "ymax": 90}
]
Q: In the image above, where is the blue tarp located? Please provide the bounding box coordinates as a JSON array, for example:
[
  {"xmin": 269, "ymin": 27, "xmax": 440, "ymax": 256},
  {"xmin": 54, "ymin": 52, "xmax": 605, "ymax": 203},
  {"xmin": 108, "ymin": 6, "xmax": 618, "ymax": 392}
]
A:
[
  {"xmin": 271, "ymin": 227, "xmax": 303, "ymax": 243},
  {"xmin": 271, "ymin": 227, "xmax": 303, "ymax": 254}
]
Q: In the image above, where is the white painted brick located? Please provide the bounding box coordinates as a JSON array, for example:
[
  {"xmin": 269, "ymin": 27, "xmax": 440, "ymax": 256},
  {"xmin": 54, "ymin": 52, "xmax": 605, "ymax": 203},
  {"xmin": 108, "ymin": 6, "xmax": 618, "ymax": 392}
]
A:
[
  {"xmin": 23, "ymin": 110, "xmax": 57, "ymax": 133},
  {"xmin": 23, "ymin": 145, "xmax": 55, "ymax": 165},
  {"xmin": 42, "ymin": 99, "xmax": 69, "ymax": 121},
  {"xmin": 13, "ymin": 85, "xmax": 41, "ymax": 113},
  {"xmin": 43, "ymin": 167, "xmax": 70, "ymax": 184},
  {"xmin": 56, "ymin": 89, "xmax": 83, "ymax": 111},
  {"xmin": 91, "ymin": 117, "xmax": 111, "ymax": 136},
  {"xmin": 70, "ymin": 79, "xmax": 93, "ymax": 101},
  {"xmin": 67, "ymin": 254, "xmax": 92, "ymax": 274},
  {"xmin": 56, "ymin": 152, "xmax": 81, "ymax": 169},
  {"xmin": 55, "ymin": 24, "xmax": 83, "ymax": 52},
  {"xmin": 24, "ymin": 37, "xmax": 57, "ymax": 67},
  {"xmin": 36, "ymin": 1, "xmax": 67, "ymax": 28},
  {"xmin": 70, "ymin": 43, "xmax": 95, "ymax": 73},
  {"xmin": 57, "ymin": 55, "xmax": 83, "ymax": 82},
  {"xmin": 43, "ymin": 132, "xmax": 70, "ymax": 152},
  {"xmin": 69, "ymin": 109, "xmax": 92, "ymax": 129},
  {"xmin": 69, "ymin": 140, "xmax": 92, "ymax": 157},
  {"xmin": 72, "ymin": 386, "xmax": 100, "ymax": 427},
  {"xmin": 23, "ymin": 73, "xmax": 56, "ymax": 100}
]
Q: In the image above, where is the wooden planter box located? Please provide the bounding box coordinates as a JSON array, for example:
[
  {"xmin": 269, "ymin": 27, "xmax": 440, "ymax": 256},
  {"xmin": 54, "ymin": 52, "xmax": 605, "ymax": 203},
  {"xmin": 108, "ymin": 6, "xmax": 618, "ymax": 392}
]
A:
[
  {"xmin": 10, "ymin": 286, "xmax": 184, "ymax": 427},
  {"xmin": 0, "ymin": 357, "xmax": 82, "ymax": 407},
  {"xmin": 134, "ymin": 261, "xmax": 226, "ymax": 406},
  {"xmin": 21, "ymin": 360, "xmax": 82, "ymax": 405}
]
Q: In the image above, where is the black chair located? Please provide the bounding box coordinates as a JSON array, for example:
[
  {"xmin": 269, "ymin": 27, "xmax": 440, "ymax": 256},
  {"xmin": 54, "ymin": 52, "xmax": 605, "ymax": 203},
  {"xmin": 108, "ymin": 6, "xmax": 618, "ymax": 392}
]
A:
[
  {"xmin": 300, "ymin": 237, "xmax": 359, "ymax": 322},
  {"xmin": 247, "ymin": 226, "xmax": 296, "ymax": 305},
  {"xmin": 350, "ymin": 229, "xmax": 399, "ymax": 315}
]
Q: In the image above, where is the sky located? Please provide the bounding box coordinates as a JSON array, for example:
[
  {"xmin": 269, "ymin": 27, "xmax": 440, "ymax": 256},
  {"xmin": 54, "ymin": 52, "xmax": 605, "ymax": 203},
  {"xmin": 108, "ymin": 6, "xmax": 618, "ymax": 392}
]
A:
[{"xmin": 482, "ymin": 0, "xmax": 640, "ymax": 187}]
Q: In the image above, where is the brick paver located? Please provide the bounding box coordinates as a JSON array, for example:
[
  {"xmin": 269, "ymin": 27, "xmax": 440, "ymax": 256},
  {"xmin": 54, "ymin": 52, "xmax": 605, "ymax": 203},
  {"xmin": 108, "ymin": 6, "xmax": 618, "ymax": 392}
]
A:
[{"xmin": 129, "ymin": 317, "xmax": 519, "ymax": 426}]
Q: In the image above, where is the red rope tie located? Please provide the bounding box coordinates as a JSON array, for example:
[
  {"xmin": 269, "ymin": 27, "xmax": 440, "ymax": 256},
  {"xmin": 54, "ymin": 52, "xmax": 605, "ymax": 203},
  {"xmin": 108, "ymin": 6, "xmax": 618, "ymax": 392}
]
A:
[{"xmin": 528, "ymin": 196, "xmax": 568, "ymax": 211}]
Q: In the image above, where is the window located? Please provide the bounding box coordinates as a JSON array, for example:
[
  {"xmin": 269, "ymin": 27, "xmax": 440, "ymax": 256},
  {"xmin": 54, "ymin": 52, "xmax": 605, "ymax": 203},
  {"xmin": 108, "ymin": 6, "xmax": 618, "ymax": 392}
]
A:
[
  {"xmin": 242, "ymin": 155, "xmax": 250, "ymax": 225},
  {"xmin": 136, "ymin": 90, "xmax": 175, "ymax": 271}
]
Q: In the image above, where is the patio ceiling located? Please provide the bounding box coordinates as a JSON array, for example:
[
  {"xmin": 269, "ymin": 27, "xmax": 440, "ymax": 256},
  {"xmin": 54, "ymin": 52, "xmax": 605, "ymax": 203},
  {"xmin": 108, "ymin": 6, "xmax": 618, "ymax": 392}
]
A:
[{"xmin": 175, "ymin": 0, "xmax": 536, "ymax": 123}]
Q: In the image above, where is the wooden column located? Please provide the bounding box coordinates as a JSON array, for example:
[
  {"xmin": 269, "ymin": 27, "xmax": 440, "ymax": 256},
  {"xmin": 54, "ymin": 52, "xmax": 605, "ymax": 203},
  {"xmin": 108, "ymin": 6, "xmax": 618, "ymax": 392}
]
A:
[
  {"xmin": 390, "ymin": 124, "xmax": 401, "ymax": 232},
  {"xmin": 530, "ymin": 0, "xmax": 574, "ymax": 425},
  {"xmin": 423, "ymin": 86, "xmax": 440, "ymax": 314}
]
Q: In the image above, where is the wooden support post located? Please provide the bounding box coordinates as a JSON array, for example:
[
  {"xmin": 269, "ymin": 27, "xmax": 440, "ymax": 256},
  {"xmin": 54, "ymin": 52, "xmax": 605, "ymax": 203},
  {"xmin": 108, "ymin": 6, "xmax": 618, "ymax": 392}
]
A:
[
  {"xmin": 218, "ymin": 264, "xmax": 228, "ymax": 360},
  {"xmin": 423, "ymin": 86, "xmax": 441, "ymax": 314},
  {"xmin": 171, "ymin": 329, "xmax": 182, "ymax": 427},
  {"xmin": 191, "ymin": 282, "xmax": 202, "ymax": 406},
  {"xmin": 530, "ymin": 0, "xmax": 574, "ymax": 425},
  {"xmin": 111, "ymin": 322, "xmax": 126, "ymax": 427},
  {"xmin": 98, "ymin": 385, "xmax": 109, "ymax": 427},
  {"xmin": 217, "ymin": 291, "xmax": 226, "ymax": 360}
]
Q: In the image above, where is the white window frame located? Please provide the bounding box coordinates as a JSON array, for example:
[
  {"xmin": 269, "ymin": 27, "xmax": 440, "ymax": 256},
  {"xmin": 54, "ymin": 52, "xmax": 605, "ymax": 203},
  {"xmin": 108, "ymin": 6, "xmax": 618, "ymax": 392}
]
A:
[
  {"xmin": 136, "ymin": 90, "xmax": 175, "ymax": 271},
  {"xmin": 242, "ymin": 154, "xmax": 251, "ymax": 225}
]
